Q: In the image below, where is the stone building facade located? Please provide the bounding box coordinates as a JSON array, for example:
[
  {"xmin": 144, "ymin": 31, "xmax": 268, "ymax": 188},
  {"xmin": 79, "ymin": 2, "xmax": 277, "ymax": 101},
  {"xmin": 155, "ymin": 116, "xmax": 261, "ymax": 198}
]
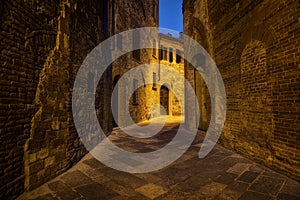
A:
[
  {"xmin": 2, "ymin": 0, "xmax": 299, "ymax": 199},
  {"xmin": 1, "ymin": 0, "xmax": 112, "ymax": 198},
  {"xmin": 157, "ymin": 33, "xmax": 184, "ymax": 117},
  {"xmin": 112, "ymin": 31, "xmax": 185, "ymax": 127},
  {"xmin": 111, "ymin": 0, "xmax": 159, "ymax": 126},
  {"xmin": 0, "ymin": 0, "xmax": 156, "ymax": 199},
  {"xmin": 183, "ymin": 0, "xmax": 300, "ymax": 181},
  {"xmin": 111, "ymin": 10, "xmax": 186, "ymax": 126}
]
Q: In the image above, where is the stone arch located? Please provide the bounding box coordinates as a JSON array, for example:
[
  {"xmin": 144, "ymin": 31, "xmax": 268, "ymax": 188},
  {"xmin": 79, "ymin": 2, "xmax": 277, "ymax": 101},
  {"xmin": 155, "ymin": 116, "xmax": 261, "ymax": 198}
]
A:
[{"xmin": 238, "ymin": 40, "xmax": 274, "ymax": 158}]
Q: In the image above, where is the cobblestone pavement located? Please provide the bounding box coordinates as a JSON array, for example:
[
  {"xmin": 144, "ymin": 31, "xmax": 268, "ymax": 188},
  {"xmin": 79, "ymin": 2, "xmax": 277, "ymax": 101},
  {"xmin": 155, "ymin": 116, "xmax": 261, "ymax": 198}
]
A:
[{"xmin": 18, "ymin": 117, "xmax": 300, "ymax": 200}]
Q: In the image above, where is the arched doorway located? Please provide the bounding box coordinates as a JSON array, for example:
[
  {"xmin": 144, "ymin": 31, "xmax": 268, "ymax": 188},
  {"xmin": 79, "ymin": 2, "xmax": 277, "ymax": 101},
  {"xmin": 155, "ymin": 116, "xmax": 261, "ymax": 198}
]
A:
[
  {"xmin": 160, "ymin": 85, "xmax": 169, "ymax": 115},
  {"xmin": 112, "ymin": 75, "xmax": 120, "ymax": 127}
]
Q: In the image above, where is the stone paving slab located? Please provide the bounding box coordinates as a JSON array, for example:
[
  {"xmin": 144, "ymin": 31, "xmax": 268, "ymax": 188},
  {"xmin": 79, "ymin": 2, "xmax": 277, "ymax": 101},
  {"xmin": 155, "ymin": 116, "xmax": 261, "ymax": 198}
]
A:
[
  {"xmin": 17, "ymin": 118, "xmax": 300, "ymax": 200},
  {"xmin": 48, "ymin": 180, "xmax": 80, "ymax": 200},
  {"xmin": 135, "ymin": 183, "xmax": 168, "ymax": 199},
  {"xmin": 237, "ymin": 171, "xmax": 259, "ymax": 183}
]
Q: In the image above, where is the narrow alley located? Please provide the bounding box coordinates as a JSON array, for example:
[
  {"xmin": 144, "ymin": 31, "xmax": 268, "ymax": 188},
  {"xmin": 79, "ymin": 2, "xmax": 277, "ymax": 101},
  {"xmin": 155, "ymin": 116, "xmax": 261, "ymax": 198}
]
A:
[
  {"xmin": 18, "ymin": 117, "xmax": 300, "ymax": 200},
  {"xmin": 1, "ymin": 0, "xmax": 300, "ymax": 199}
]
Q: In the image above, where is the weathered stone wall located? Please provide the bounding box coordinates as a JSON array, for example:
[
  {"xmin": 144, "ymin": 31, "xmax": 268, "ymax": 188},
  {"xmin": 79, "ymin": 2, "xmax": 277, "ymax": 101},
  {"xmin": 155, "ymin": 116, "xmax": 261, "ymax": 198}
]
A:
[
  {"xmin": 184, "ymin": 0, "xmax": 300, "ymax": 181},
  {"xmin": 1, "ymin": 1, "xmax": 59, "ymax": 198},
  {"xmin": 183, "ymin": 0, "xmax": 213, "ymax": 131},
  {"xmin": 158, "ymin": 33, "xmax": 184, "ymax": 116},
  {"xmin": 112, "ymin": 30, "xmax": 184, "ymax": 126},
  {"xmin": 112, "ymin": 0, "xmax": 159, "ymax": 126},
  {"xmin": 1, "ymin": 0, "xmax": 112, "ymax": 199}
]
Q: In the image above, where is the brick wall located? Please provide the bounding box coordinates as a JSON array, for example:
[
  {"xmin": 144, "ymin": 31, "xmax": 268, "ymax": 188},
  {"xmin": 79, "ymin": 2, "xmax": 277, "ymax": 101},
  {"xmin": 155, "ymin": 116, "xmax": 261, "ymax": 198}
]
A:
[
  {"xmin": 184, "ymin": 0, "xmax": 300, "ymax": 181},
  {"xmin": 1, "ymin": 1, "xmax": 59, "ymax": 198},
  {"xmin": 0, "ymin": 0, "xmax": 111, "ymax": 199}
]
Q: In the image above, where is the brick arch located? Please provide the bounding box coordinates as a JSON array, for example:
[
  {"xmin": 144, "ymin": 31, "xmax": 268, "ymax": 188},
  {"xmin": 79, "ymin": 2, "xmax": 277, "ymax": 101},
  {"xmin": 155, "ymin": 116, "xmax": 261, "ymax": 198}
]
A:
[
  {"xmin": 235, "ymin": 23, "xmax": 275, "ymax": 60},
  {"xmin": 238, "ymin": 39, "xmax": 274, "ymax": 159}
]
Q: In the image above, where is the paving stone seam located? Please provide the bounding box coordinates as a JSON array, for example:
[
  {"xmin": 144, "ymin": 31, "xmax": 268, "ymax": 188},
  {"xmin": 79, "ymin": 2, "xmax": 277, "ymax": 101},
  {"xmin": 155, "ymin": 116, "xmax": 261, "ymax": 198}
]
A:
[
  {"xmin": 246, "ymin": 188, "xmax": 277, "ymax": 198},
  {"xmin": 276, "ymin": 178, "xmax": 288, "ymax": 197}
]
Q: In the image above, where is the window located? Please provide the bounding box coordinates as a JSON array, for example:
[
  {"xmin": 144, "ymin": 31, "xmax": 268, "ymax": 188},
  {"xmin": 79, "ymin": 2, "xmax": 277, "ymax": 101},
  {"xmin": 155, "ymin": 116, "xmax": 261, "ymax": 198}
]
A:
[
  {"xmin": 152, "ymin": 39, "xmax": 156, "ymax": 57},
  {"xmin": 159, "ymin": 46, "xmax": 163, "ymax": 60},
  {"xmin": 132, "ymin": 31, "xmax": 140, "ymax": 61},
  {"xmin": 169, "ymin": 48, "xmax": 173, "ymax": 62},
  {"xmin": 152, "ymin": 72, "xmax": 157, "ymax": 89},
  {"xmin": 132, "ymin": 79, "xmax": 139, "ymax": 105},
  {"xmin": 176, "ymin": 49, "xmax": 181, "ymax": 63},
  {"xmin": 117, "ymin": 34, "xmax": 122, "ymax": 50}
]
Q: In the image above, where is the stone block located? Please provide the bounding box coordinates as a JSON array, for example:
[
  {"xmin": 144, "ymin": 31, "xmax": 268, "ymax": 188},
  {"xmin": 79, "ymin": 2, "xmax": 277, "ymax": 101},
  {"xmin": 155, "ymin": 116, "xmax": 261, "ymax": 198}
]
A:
[
  {"xmin": 44, "ymin": 156, "xmax": 55, "ymax": 168},
  {"xmin": 37, "ymin": 148, "xmax": 49, "ymax": 160},
  {"xmin": 135, "ymin": 183, "xmax": 168, "ymax": 199},
  {"xmin": 29, "ymin": 161, "xmax": 44, "ymax": 175}
]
